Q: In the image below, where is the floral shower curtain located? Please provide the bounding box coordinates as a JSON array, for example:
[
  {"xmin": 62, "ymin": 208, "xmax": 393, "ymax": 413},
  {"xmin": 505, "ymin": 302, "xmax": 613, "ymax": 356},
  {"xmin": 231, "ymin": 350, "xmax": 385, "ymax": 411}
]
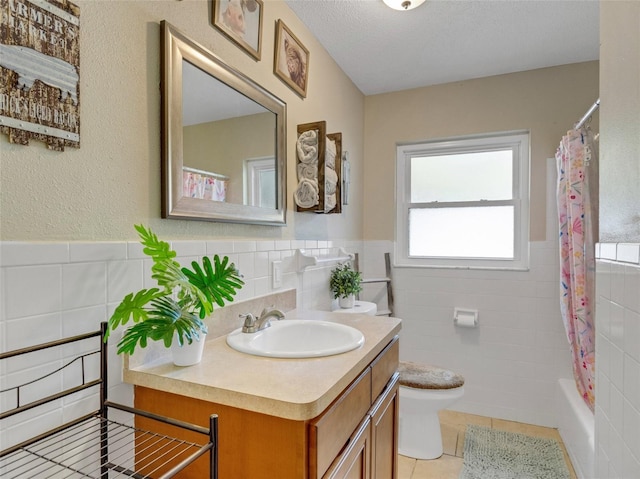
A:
[{"xmin": 556, "ymin": 127, "xmax": 598, "ymax": 412}]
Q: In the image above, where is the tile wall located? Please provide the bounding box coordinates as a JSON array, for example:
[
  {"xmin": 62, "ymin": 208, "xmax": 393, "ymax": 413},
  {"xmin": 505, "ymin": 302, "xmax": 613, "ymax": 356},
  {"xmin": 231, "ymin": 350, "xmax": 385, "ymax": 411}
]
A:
[
  {"xmin": 363, "ymin": 239, "xmax": 573, "ymax": 427},
  {"xmin": 594, "ymin": 243, "xmax": 640, "ymax": 478},
  {"xmin": 0, "ymin": 238, "xmax": 361, "ymax": 450},
  {"xmin": 0, "ymin": 234, "xmax": 605, "ymax": 450}
]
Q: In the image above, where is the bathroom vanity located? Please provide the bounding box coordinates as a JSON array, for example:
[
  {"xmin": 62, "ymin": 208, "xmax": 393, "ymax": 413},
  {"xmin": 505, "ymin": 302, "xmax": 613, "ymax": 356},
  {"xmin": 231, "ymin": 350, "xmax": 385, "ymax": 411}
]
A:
[{"xmin": 124, "ymin": 311, "xmax": 401, "ymax": 478}]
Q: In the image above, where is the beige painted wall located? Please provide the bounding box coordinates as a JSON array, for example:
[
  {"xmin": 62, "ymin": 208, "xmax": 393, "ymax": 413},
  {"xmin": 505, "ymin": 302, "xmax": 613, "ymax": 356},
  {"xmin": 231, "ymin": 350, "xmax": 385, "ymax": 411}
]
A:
[
  {"xmin": 599, "ymin": 1, "xmax": 640, "ymax": 243},
  {"xmin": 363, "ymin": 61, "xmax": 599, "ymax": 241},
  {"xmin": 184, "ymin": 112, "xmax": 274, "ymax": 205},
  {"xmin": 0, "ymin": 0, "xmax": 364, "ymax": 241}
]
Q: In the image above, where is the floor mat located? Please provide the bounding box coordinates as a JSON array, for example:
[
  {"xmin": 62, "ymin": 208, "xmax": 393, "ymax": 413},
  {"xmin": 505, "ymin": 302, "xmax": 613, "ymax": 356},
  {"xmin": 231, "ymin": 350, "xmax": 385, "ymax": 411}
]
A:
[{"xmin": 459, "ymin": 424, "xmax": 571, "ymax": 479}]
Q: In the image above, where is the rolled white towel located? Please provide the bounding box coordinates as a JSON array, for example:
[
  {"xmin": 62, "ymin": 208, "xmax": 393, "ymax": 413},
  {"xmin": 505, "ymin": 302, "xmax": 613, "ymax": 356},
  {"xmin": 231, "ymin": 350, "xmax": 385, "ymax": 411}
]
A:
[
  {"xmin": 325, "ymin": 167, "xmax": 338, "ymax": 195},
  {"xmin": 297, "ymin": 130, "xmax": 318, "ymax": 164},
  {"xmin": 297, "ymin": 160, "xmax": 318, "ymax": 180},
  {"xmin": 325, "ymin": 194, "xmax": 337, "ymax": 212},
  {"xmin": 325, "ymin": 137, "xmax": 336, "ymax": 169},
  {"xmin": 294, "ymin": 178, "xmax": 319, "ymax": 208}
]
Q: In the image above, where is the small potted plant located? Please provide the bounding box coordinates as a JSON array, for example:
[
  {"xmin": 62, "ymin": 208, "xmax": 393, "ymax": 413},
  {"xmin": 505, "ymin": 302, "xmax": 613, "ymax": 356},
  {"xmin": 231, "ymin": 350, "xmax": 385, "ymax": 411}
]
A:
[
  {"xmin": 104, "ymin": 224, "xmax": 244, "ymax": 366},
  {"xmin": 330, "ymin": 262, "xmax": 362, "ymax": 309}
]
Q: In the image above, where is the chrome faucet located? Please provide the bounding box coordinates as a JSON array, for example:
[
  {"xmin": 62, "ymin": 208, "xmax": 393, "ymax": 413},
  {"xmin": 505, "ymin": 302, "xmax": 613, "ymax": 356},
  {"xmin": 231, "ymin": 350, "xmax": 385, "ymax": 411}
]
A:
[{"xmin": 240, "ymin": 308, "xmax": 285, "ymax": 333}]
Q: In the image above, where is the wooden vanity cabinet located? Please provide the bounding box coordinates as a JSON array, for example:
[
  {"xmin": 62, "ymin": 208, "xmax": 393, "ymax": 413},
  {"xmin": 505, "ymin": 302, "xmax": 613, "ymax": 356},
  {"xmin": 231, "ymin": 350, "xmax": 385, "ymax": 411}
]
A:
[
  {"xmin": 314, "ymin": 337, "xmax": 399, "ymax": 479},
  {"xmin": 133, "ymin": 335, "xmax": 399, "ymax": 479},
  {"xmin": 320, "ymin": 372, "xmax": 400, "ymax": 479}
]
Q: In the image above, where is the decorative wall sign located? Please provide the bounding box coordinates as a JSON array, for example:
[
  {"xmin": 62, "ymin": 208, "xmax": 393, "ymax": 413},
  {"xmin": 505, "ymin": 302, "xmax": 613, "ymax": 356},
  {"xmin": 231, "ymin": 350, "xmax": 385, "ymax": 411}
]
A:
[{"xmin": 0, "ymin": 0, "xmax": 80, "ymax": 150}]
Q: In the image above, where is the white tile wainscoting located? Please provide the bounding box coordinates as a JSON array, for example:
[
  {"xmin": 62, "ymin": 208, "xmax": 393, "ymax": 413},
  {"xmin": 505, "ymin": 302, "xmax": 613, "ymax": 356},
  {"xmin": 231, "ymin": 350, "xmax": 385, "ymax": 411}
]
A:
[
  {"xmin": 0, "ymin": 237, "xmax": 362, "ymax": 451},
  {"xmin": 4, "ymin": 237, "xmax": 636, "ymax": 475},
  {"xmin": 363, "ymin": 239, "xmax": 574, "ymax": 428},
  {"xmin": 595, "ymin": 243, "xmax": 640, "ymax": 478}
]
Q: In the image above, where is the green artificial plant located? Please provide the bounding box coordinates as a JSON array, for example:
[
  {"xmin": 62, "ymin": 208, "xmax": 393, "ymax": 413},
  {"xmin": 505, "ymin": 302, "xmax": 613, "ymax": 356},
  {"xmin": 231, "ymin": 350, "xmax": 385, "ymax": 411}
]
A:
[
  {"xmin": 329, "ymin": 262, "xmax": 363, "ymax": 299},
  {"xmin": 104, "ymin": 224, "xmax": 244, "ymax": 355}
]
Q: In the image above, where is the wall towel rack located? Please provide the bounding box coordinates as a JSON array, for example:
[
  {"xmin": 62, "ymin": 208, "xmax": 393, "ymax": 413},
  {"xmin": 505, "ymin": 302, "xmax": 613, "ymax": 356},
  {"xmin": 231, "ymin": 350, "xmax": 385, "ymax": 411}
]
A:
[{"xmin": 296, "ymin": 247, "xmax": 354, "ymax": 271}]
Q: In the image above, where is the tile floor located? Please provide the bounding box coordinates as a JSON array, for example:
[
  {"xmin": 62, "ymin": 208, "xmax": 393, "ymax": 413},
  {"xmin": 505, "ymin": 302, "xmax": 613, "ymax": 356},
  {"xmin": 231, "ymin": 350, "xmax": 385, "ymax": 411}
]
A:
[{"xmin": 398, "ymin": 410, "xmax": 577, "ymax": 479}]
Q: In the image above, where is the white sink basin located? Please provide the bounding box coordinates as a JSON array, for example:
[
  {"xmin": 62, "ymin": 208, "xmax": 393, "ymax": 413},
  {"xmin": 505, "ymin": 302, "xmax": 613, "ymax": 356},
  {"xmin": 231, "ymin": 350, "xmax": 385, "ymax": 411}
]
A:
[{"xmin": 226, "ymin": 319, "xmax": 365, "ymax": 358}]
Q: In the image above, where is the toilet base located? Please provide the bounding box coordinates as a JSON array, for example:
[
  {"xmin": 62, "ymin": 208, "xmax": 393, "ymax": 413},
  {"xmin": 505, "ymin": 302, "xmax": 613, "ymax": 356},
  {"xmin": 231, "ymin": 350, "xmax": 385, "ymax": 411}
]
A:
[
  {"xmin": 398, "ymin": 385, "xmax": 465, "ymax": 460},
  {"xmin": 399, "ymin": 410, "xmax": 443, "ymax": 460}
]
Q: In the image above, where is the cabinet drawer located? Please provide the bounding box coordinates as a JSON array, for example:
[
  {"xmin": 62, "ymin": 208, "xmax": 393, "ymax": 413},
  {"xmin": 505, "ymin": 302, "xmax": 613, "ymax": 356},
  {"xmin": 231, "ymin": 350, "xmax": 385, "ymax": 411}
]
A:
[
  {"xmin": 310, "ymin": 368, "xmax": 372, "ymax": 478},
  {"xmin": 370, "ymin": 336, "xmax": 399, "ymax": 400}
]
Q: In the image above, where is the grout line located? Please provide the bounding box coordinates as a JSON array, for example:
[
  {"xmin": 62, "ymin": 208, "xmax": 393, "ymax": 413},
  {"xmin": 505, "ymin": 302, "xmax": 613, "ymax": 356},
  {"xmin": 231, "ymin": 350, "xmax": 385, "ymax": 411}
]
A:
[{"xmin": 454, "ymin": 429, "xmax": 459, "ymax": 457}]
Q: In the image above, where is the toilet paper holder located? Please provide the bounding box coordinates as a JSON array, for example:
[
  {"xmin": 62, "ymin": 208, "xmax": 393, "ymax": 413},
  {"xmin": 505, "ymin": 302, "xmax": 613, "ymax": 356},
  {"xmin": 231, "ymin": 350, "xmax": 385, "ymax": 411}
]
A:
[{"xmin": 454, "ymin": 308, "xmax": 478, "ymax": 328}]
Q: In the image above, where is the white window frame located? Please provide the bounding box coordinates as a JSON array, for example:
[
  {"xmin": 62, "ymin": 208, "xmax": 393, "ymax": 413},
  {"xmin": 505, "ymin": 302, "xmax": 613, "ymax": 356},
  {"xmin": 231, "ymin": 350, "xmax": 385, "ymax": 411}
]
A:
[
  {"xmin": 243, "ymin": 156, "xmax": 276, "ymax": 208},
  {"xmin": 395, "ymin": 131, "xmax": 530, "ymax": 270}
]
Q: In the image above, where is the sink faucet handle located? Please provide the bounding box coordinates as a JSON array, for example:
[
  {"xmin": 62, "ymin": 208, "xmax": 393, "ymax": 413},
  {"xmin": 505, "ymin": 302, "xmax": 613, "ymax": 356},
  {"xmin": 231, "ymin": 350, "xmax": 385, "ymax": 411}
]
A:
[{"xmin": 240, "ymin": 313, "xmax": 257, "ymax": 333}]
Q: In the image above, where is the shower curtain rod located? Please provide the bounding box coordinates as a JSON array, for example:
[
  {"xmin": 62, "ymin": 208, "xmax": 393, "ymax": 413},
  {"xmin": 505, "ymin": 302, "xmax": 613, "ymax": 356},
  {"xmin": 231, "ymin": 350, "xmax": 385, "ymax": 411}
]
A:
[{"xmin": 575, "ymin": 98, "xmax": 600, "ymax": 129}]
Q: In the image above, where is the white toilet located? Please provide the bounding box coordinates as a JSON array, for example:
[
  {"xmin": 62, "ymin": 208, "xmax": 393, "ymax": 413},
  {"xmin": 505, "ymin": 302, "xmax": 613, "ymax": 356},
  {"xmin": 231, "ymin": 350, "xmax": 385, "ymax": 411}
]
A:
[
  {"xmin": 398, "ymin": 361, "xmax": 465, "ymax": 460},
  {"xmin": 331, "ymin": 300, "xmax": 377, "ymax": 316}
]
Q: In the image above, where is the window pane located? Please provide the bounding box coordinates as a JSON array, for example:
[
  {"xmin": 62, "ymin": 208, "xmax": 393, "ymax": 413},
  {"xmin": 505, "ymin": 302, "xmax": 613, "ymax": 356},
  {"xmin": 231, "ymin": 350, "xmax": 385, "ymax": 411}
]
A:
[
  {"xmin": 409, "ymin": 206, "xmax": 514, "ymax": 258},
  {"xmin": 258, "ymin": 169, "xmax": 276, "ymax": 208},
  {"xmin": 410, "ymin": 150, "xmax": 513, "ymax": 202}
]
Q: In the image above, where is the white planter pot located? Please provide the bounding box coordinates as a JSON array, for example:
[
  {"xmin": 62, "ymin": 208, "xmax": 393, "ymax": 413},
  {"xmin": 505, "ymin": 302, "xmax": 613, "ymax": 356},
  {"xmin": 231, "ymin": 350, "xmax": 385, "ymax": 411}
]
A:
[
  {"xmin": 171, "ymin": 333, "xmax": 207, "ymax": 366},
  {"xmin": 338, "ymin": 294, "xmax": 355, "ymax": 309}
]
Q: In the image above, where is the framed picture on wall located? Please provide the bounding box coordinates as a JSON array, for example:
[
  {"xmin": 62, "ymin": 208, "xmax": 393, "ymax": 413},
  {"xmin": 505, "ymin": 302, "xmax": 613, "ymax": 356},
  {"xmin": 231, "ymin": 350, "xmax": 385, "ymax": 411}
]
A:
[
  {"xmin": 274, "ymin": 19, "xmax": 309, "ymax": 98},
  {"xmin": 213, "ymin": 0, "xmax": 263, "ymax": 60}
]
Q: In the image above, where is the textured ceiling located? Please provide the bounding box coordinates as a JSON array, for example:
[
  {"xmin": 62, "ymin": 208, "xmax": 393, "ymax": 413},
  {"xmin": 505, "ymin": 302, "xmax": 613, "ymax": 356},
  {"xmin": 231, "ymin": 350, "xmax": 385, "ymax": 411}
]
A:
[{"xmin": 286, "ymin": 0, "xmax": 600, "ymax": 95}]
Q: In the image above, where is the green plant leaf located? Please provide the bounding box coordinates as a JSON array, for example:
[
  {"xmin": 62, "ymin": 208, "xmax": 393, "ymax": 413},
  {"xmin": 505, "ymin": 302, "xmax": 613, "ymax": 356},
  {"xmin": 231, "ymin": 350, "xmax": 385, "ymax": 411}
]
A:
[
  {"xmin": 329, "ymin": 263, "xmax": 362, "ymax": 299},
  {"xmin": 115, "ymin": 296, "xmax": 207, "ymax": 355},
  {"xmin": 135, "ymin": 224, "xmax": 176, "ymax": 263},
  {"xmin": 135, "ymin": 224, "xmax": 192, "ymax": 293},
  {"xmin": 105, "ymin": 288, "xmax": 164, "ymax": 341},
  {"xmin": 150, "ymin": 256, "xmax": 191, "ymax": 291},
  {"xmin": 116, "ymin": 319, "xmax": 168, "ymax": 355},
  {"xmin": 182, "ymin": 255, "xmax": 245, "ymax": 318}
]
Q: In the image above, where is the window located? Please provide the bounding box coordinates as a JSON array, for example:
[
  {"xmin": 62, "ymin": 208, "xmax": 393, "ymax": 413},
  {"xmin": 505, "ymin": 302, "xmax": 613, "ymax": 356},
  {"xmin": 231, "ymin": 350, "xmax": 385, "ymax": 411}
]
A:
[
  {"xmin": 244, "ymin": 157, "xmax": 276, "ymax": 209},
  {"xmin": 395, "ymin": 131, "xmax": 530, "ymax": 269}
]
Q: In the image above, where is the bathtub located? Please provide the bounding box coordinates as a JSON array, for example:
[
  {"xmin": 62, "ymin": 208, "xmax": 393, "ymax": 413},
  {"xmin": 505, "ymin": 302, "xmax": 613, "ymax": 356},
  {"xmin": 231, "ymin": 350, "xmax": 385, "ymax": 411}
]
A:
[{"xmin": 556, "ymin": 378, "xmax": 595, "ymax": 478}]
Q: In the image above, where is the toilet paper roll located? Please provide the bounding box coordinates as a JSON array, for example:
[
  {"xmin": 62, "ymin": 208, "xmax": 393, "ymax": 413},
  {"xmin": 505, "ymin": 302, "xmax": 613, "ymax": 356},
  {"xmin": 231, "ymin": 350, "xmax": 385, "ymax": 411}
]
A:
[{"xmin": 454, "ymin": 308, "xmax": 478, "ymax": 328}]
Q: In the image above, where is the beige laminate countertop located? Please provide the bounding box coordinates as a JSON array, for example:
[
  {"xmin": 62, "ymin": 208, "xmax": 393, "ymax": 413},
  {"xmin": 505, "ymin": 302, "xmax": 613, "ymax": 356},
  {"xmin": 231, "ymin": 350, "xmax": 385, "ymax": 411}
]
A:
[{"xmin": 123, "ymin": 309, "xmax": 401, "ymax": 421}]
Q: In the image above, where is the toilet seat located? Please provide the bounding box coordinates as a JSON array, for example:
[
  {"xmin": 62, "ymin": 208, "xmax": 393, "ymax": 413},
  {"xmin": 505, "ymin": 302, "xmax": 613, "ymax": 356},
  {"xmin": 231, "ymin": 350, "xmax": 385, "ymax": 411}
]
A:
[{"xmin": 398, "ymin": 361, "xmax": 465, "ymax": 390}]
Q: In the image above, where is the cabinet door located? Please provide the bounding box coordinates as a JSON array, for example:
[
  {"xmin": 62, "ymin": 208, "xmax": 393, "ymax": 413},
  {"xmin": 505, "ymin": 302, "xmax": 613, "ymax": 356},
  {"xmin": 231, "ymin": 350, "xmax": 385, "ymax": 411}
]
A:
[
  {"xmin": 323, "ymin": 416, "xmax": 371, "ymax": 479},
  {"xmin": 369, "ymin": 372, "xmax": 399, "ymax": 479},
  {"xmin": 310, "ymin": 368, "xmax": 372, "ymax": 478}
]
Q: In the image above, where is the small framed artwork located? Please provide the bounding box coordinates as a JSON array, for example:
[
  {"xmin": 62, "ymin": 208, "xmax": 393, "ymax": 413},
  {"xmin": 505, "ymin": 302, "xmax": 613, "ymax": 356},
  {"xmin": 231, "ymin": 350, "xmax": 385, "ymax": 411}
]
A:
[
  {"xmin": 213, "ymin": 0, "xmax": 263, "ymax": 60},
  {"xmin": 274, "ymin": 19, "xmax": 309, "ymax": 98}
]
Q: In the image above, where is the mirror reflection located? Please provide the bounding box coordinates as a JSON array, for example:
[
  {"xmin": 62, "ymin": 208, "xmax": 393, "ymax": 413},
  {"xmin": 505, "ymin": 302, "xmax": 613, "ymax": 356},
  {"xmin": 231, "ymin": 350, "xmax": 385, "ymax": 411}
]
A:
[
  {"xmin": 161, "ymin": 21, "xmax": 286, "ymax": 225},
  {"xmin": 182, "ymin": 60, "xmax": 277, "ymax": 208}
]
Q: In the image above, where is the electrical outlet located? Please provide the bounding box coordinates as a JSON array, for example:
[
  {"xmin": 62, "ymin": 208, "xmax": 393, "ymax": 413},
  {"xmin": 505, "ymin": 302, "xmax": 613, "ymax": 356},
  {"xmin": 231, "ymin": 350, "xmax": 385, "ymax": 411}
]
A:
[{"xmin": 272, "ymin": 260, "xmax": 282, "ymax": 289}]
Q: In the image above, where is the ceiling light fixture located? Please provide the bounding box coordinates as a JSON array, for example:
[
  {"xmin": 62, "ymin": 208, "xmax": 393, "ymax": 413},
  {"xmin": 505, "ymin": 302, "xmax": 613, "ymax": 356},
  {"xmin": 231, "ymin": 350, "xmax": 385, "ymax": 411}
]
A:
[{"xmin": 383, "ymin": 0, "xmax": 426, "ymax": 11}]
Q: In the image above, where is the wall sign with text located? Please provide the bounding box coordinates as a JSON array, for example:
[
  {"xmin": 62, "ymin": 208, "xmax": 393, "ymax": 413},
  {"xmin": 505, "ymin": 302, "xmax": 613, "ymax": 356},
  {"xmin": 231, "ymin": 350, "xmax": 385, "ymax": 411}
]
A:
[{"xmin": 0, "ymin": 0, "xmax": 80, "ymax": 150}]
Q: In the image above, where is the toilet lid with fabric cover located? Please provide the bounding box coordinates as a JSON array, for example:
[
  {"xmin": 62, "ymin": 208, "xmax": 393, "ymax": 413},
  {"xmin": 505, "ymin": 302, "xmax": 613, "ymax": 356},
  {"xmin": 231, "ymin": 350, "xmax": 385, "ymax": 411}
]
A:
[{"xmin": 398, "ymin": 361, "xmax": 465, "ymax": 390}]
